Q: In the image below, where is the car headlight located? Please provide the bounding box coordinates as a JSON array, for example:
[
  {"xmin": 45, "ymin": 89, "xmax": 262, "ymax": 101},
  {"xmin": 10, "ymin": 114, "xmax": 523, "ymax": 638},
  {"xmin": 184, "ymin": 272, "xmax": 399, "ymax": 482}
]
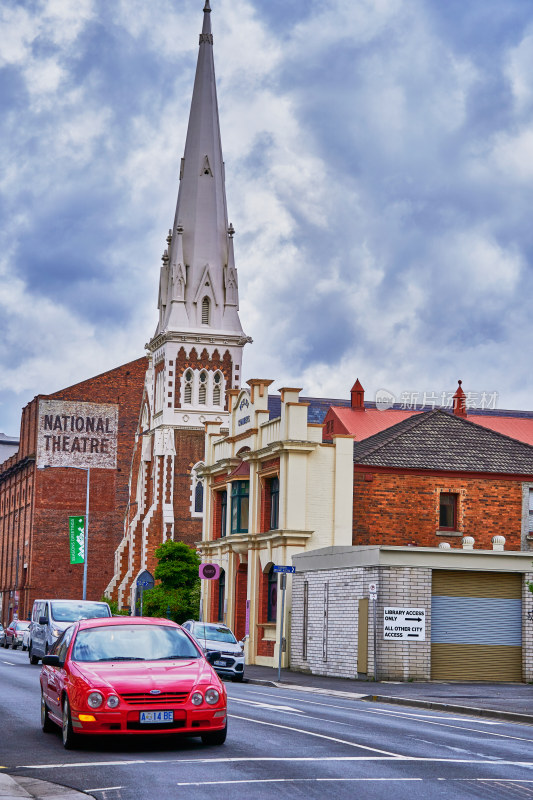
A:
[
  {"xmin": 106, "ymin": 695, "xmax": 119, "ymax": 709},
  {"xmin": 205, "ymin": 688, "xmax": 220, "ymax": 705},
  {"xmin": 191, "ymin": 691, "xmax": 203, "ymax": 706},
  {"xmin": 87, "ymin": 692, "xmax": 104, "ymax": 709}
]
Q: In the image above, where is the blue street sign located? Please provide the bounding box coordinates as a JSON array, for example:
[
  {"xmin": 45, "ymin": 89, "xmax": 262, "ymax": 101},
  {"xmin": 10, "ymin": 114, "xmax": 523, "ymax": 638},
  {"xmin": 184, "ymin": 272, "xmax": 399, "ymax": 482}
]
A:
[{"xmin": 273, "ymin": 565, "xmax": 295, "ymax": 574}]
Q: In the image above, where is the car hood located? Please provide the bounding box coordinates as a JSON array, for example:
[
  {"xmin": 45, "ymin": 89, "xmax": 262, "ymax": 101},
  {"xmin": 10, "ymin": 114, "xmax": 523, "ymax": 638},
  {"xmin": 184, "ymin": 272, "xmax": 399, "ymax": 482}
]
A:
[
  {"xmin": 199, "ymin": 637, "xmax": 242, "ymax": 655},
  {"xmin": 72, "ymin": 659, "xmax": 216, "ymax": 692}
]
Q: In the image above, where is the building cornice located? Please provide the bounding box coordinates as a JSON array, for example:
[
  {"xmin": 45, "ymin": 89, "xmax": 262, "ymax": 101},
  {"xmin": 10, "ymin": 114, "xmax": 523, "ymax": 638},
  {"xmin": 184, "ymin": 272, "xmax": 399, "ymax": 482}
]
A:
[{"xmin": 147, "ymin": 331, "xmax": 252, "ymax": 354}]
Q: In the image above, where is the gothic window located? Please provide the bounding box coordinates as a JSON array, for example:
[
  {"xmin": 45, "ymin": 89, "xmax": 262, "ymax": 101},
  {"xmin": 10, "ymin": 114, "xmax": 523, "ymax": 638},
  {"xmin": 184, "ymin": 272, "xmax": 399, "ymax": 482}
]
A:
[
  {"xmin": 194, "ymin": 480, "xmax": 204, "ymax": 513},
  {"xmin": 202, "ymin": 297, "xmax": 210, "ymax": 325},
  {"xmin": 155, "ymin": 370, "xmax": 164, "ymax": 412},
  {"xmin": 191, "ymin": 462, "xmax": 205, "ymax": 518},
  {"xmin": 213, "ymin": 371, "xmax": 222, "ymax": 405},
  {"xmin": 199, "ymin": 371, "xmax": 207, "ymax": 404},
  {"xmin": 184, "ymin": 370, "xmax": 193, "ymax": 404}
]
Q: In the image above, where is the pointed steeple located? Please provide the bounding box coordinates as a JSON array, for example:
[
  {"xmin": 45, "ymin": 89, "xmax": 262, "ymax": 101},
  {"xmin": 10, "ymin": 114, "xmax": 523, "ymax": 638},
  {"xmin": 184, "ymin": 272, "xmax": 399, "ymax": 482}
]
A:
[{"xmin": 154, "ymin": 0, "xmax": 245, "ymax": 339}]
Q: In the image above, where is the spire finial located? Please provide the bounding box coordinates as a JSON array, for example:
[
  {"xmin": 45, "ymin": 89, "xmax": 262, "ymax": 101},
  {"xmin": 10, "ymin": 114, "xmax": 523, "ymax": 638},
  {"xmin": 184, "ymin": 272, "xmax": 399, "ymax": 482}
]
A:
[{"xmin": 204, "ymin": 0, "xmax": 211, "ymax": 12}]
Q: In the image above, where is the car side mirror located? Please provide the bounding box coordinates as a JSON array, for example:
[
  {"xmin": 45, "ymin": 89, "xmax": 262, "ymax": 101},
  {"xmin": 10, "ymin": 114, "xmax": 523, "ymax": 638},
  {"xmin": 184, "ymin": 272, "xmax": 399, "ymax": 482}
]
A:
[
  {"xmin": 39, "ymin": 616, "xmax": 48, "ymax": 625},
  {"xmin": 206, "ymin": 651, "xmax": 221, "ymax": 665},
  {"xmin": 42, "ymin": 655, "xmax": 63, "ymax": 668}
]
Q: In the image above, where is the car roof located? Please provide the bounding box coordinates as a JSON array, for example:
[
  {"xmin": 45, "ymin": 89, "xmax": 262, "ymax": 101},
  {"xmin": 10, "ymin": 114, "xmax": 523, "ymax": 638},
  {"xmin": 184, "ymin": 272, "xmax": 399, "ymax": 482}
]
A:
[{"xmin": 76, "ymin": 616, "xmax": 182, "ymax": 631}]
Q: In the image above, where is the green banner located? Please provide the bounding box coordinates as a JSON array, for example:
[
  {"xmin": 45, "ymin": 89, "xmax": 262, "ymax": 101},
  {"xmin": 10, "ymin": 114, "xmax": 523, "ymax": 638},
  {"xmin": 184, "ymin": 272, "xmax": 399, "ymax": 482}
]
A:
[{"xmin": 69, "ymin": 516, "xmax": 85, "ymax": 564}]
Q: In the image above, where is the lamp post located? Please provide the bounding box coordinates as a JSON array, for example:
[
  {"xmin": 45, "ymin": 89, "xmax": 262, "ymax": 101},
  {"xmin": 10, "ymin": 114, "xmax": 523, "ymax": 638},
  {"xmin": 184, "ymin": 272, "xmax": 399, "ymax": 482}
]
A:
[{"xmin": 38, "ymin": 464, "xmax": 91, "ymax": 600}]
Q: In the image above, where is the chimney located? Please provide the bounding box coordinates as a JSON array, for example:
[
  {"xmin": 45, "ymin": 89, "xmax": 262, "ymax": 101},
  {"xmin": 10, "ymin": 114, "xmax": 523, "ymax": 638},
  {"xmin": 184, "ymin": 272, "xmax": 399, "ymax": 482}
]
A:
[
  {"xmin": 350, "ymin": 379, "xmax": 365, "ymax": 411},
  {"xmin": 453, "ymin": 380, "xmax": 467, "ymax": 417}
]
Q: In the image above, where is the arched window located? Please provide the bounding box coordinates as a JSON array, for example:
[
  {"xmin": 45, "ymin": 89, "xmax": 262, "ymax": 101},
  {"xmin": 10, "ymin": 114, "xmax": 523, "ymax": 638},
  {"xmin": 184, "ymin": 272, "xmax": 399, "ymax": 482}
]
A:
[
  {"xmin": 213, "ymin": 371, "xmax": 222, "ymax": 405},
  {"xmin": 202, "ymin": 297, "xmax": 210, "ymax": 325},
  {"xmin": 194, "ymin": 480, "xmax": 204, "ymax": 513},
  {"xmin": 184, "ymin": 370, "xmax": 193, "ymax": 404},
  {"xmin": 199, "ymin": 371, "xmax": 207, "ymax": 404},
  {"xmin": 191, "ymin": 462, "xmax": 205, "ymax": 518}
]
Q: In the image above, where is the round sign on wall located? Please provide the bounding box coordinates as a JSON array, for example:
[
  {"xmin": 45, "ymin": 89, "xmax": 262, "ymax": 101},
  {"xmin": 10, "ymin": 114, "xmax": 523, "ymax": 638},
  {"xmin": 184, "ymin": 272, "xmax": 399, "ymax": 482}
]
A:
[{"xmin": 199, "ymin": 563, "xmax": 221, "ymax": 580}]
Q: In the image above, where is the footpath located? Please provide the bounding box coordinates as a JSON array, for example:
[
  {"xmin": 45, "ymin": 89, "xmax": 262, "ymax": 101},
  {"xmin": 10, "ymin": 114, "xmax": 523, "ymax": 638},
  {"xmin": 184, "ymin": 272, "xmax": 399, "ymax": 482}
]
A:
[{"xmin": 2, "ymin": 668, "xmax": 532, "ymax": 800}]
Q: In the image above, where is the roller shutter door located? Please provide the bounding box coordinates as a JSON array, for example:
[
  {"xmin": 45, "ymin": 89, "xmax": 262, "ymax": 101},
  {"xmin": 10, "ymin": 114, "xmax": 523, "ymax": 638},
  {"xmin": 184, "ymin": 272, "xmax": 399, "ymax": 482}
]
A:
[{"xmin": 431, "ymin": 571, "xmax": 522, "ymax": 681}]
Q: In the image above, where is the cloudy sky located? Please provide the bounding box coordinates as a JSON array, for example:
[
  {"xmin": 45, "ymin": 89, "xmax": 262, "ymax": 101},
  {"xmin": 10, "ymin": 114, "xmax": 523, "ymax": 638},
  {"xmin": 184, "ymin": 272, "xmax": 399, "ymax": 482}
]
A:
[{"xmin": 2, "ymin": 0, "xmax": 533, "ymax": 436}]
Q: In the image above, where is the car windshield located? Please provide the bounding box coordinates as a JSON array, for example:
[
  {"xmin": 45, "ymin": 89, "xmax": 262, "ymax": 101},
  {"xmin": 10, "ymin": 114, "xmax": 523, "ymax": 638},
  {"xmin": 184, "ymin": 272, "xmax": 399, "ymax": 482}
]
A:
[
  {"xmin": 192, "ymin": 624, "xmax": 237, "ymax": 644},
  {"xmin": 16, "ymin": 622, "xmax": 30, "ymax": 630},
  {"xmin": 51, "ymin": 602, "xmax": 110, "ymax": 622},
  {"xmin": 71, "ymin": 624, "xmax": 202, "ymax": 662}
]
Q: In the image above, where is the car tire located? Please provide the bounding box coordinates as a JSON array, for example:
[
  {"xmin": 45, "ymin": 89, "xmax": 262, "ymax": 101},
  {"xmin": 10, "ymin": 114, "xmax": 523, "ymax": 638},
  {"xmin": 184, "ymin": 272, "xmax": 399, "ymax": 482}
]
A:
[
  {"xmin": 201, "ymin": 721, "xmax": 227, "ymax": 746},
  {"xmin": 62, "ymin": 698, "xmax": 78, "ymax": 750},
  {"xmin": 41, "ymin": 692, "xmax": 55, "ymax": 733},
  {"xmin": 232, "ymin": 673, "xmax": 244, "ymax": 683},
  {"xmin": 22, "ymin": 644, "xmax": 27, "ymax": 652},
  {"xmin": 29, "ymin": 645, "xmax": 39, "ymax": 665}
]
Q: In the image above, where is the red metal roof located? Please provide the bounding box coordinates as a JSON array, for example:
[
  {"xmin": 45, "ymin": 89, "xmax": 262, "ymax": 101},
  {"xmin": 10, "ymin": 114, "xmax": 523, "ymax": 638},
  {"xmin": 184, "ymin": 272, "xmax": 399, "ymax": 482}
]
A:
[{"xmin": 330, "ymin": 406, "xmax": 533, "ymax": 446}]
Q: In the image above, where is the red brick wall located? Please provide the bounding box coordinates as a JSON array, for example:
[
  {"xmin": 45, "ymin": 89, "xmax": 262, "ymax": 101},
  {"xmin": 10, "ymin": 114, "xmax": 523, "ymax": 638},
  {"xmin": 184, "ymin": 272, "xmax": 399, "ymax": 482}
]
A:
[
  {"xmin": 353, "ymin": 468, "xmax": 526, "ymax": 550},
  {"xmin": 0, "ymin": 357, "xmax": 147, "ymax": 625}
]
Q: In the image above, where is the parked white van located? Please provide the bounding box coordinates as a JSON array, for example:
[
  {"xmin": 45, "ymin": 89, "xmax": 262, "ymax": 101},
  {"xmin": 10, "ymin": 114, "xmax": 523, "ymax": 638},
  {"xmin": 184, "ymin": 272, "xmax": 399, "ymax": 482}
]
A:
[{"xmin": 28, "ymin": 599, "xmax": 112, "ymax": 664}]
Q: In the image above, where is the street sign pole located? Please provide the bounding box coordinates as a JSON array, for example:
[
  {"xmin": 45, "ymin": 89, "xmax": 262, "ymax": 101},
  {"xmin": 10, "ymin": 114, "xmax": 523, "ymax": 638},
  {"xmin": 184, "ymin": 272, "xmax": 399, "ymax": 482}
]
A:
[
  {"xmin": 82, "ymin": 467, "xmax": 90, "ymax": 601},
  {"xmin": 278, "ymin": 573, "xmax": 286, "ymax": 682}
]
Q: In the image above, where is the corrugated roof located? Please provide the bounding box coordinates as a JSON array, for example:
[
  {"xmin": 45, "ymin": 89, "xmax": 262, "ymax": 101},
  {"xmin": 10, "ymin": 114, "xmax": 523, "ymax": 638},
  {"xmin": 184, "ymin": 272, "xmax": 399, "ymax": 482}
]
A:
[{"xmin": 353, "ymin": 409, "xmax": 533, "ymax": 475}]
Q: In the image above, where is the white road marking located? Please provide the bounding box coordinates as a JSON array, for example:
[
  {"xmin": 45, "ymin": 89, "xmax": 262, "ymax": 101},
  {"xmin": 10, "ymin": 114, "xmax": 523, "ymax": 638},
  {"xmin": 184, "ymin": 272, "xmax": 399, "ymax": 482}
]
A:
[
  {"xmin": 243, "ymin": 689, "xmax": 502, "ymax": 723},
  {"xmin": 238, "ymin": 690, "xmax": 532, "ymax": 743},
  {"xmin": 0, "ymin": 661, "xmax": 17, "ymax": 666},
  {"xmin": 85, "ymin": 788, "xmax": 124, "ymax": 793},
  {"xmin": 229, "ymin": 697, "xmax": 304, "ymax": 713},
  {"xmin": 176, "ymin": 777, "xmax": 533, "ymax": 787},
  {"xmin": 230, "ymin": 714, "xmax": 424, "ymax": 756},
  {"xmin": 16, "ymin": 756, "xmax": 533, "ymax": 770},
  {"xmin": 177, "ymin": 778, "xmax": 424, "ymax": 786}
]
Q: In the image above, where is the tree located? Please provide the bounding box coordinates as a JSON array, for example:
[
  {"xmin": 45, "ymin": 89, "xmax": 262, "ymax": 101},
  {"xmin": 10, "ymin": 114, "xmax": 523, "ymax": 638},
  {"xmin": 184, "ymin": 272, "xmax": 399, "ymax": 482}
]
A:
[{"xmin": 142, "ymin": 541, "xmax": 201, "ymax": 624}]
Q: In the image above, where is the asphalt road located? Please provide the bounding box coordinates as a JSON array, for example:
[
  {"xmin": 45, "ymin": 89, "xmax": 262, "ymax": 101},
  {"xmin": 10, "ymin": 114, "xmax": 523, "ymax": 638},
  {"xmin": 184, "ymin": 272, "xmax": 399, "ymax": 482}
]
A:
[{"xmin": 1, "ymin": 647, "xmax": 533, "ymax": 800}]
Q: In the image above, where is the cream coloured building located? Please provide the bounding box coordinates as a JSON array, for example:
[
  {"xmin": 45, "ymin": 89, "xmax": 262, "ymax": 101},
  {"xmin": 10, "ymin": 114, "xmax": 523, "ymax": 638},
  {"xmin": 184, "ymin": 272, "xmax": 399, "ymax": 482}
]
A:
[{"xmin": 198, "ymin": 380, "xmax": 353, "ymax": 667}]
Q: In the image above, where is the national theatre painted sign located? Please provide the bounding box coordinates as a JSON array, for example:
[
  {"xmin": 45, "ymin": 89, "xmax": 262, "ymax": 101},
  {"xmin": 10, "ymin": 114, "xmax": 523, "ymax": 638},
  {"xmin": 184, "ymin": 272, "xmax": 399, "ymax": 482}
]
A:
[{"xmin": 36, "ymin": 399, "xmax": 118, "ymax": 469}]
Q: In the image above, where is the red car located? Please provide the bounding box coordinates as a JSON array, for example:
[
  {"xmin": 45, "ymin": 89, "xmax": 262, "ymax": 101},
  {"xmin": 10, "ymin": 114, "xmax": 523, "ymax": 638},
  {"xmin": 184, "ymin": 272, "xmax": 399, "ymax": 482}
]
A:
[
  {"xmin": 4, "ymin": 619, "xmax": 31, "ymax": 649},
  {"xmin": 40, "ymin": 617, "xmax": 227, "ymax": 749}
]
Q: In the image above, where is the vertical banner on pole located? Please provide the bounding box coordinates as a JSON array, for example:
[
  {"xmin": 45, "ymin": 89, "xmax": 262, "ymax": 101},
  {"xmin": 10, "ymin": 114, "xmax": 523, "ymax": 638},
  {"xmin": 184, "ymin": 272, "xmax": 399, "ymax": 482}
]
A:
[{"xmin": 69, "ymin": 516, "xmax": 85, "ymax": 564}]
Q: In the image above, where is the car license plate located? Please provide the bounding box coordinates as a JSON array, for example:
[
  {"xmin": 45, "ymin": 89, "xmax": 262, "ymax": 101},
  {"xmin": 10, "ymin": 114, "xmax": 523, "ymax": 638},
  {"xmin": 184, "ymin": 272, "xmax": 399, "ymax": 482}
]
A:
[
  {"xmin": 214, "ymin": 660, "xmax": 225, "ymax": 666},
  {"xmin": 139, "ymin": 711, "xmax": 174, "ymax": 724}
]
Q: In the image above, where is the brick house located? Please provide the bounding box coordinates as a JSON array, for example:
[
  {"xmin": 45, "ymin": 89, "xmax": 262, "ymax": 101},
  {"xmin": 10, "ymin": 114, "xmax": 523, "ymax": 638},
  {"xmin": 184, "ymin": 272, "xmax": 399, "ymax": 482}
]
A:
[
  {"xmin": 0, "ymin": 357, "xmax": 146, "ymax": 626},
  {"xmin": 290, "ymin": 405, "xmax": 533, "ymax": 682}
]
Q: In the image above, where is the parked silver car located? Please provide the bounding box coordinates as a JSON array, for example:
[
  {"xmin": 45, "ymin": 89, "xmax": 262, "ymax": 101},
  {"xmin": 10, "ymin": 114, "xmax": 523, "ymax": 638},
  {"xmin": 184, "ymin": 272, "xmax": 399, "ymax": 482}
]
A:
[
  {"xmin": 0, "ymin": 624, "xmax": 5, "ymax": 647},
  {"xmin": 182, "ymin": 621, "xmax": 245, "ymax": 682}
]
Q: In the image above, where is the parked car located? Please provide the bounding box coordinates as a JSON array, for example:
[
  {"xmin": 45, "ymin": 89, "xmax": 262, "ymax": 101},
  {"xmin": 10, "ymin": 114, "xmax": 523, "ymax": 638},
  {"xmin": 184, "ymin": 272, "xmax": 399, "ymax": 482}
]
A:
[
  {"xmin": 181, "ymin": 621, "xmax": 245, "ymax": 682},
  {"xmin": 5, "ymin": 619, "xmax": 31, "ymax": 649},
  {"xmin": 29, "ymin": 599, "xmax": 112, "ymax": 664},
  {"xmin": 40, "ymin": 616, "xmax": 227, "ymax": 749},
  {"xmin": 22, "ymin": 625, "xmax": 31, "ymax": 651},
  {"xmin": 0, "ymin": 623, "xmax": 5, "ymax": 647}
]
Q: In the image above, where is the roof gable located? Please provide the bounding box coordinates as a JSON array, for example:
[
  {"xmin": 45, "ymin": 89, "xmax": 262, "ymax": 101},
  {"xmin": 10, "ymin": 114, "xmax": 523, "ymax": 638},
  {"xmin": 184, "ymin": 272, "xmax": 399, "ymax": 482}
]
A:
[{"xmin": 353, "ymin": 409, "xmax": 533, "ymax": 475}]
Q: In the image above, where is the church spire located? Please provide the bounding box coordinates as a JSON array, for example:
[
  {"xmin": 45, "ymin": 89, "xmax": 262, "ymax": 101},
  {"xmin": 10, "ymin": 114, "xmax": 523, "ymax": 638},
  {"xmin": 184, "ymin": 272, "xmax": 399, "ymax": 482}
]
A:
[{"xmin": 154, "ymin": 0, "xmax": 246, "ymax": 340}]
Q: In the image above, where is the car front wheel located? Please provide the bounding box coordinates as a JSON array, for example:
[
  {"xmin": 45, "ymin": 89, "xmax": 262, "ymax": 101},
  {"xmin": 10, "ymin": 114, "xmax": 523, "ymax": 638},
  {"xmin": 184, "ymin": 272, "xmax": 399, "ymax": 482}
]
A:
[
  {"xmin": 29, "ymin": 644, "xmax": 39, "ymax": 665},
  {"xmin": 62, "ymin": 698, "xmax": 78, "ymax": 750}
]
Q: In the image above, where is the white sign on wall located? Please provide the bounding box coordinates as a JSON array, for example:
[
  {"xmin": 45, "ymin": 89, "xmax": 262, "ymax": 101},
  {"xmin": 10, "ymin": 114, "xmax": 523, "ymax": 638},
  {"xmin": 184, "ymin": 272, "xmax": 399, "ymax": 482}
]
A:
[
  {"xmin": 383, "ymin": 607, "xmax": 426, "ymax": 641},
  {"xmin": 37, "ymin": 399, "xmax": 118, "ymax": 470}
]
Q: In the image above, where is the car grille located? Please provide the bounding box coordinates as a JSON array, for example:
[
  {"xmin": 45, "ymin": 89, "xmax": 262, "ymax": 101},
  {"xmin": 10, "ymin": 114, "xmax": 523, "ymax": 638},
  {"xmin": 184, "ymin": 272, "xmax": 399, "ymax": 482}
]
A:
[
  {"xmin": 120, "ymin": 692, "xmax": 189, "ymax": 706},
  {"xmin": 127, "ymin": 719, "xmax": 186, "ymax": 730}
]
